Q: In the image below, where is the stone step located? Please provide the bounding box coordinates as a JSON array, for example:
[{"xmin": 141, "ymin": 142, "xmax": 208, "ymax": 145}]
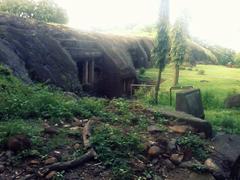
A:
[{"xmin": 60, "ymin": 40, "xmax": 99, "ymax": 49}]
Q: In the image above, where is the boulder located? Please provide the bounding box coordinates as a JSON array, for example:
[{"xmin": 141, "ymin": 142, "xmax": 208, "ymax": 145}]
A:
[
  {"xmin": 7, "ymin": 135, "xmax": 31, "ymax": 152},
  {"xmin": 170, "ymin": 154, "xmax": 184, "ymax": 165},
  {"xmin": 210, "ymin": 134, "xmax": 240, "ymax": 179},
  {"xmin": 45, "ymin": 171, "xmax": 57, "ymax": 179},
  {"xmin": 158, "ymin": 109, "xmax": 213, "ymax": 138},
  {"xmin": 224, "ymin": 94, "xmax": 240, "ymax": 108},
  {"xmin": 147, "ymin": 125, "xmax": 163, "ymax": 133},
  {"xmin": 231, "ymin": 155, "xmax": 240, "ymax": 180},
  {"xmin": 189, "ymin": 172, "xmax": 215, "ymax": 180},
  {"xmin": 148, "ymin": 146, "xmax": 162, "ymax": 157},
  {"xmin": 169, "ymin": 125, "xmax": 192, "ymax": 134},
  {"xmin": 44, "ymin": 157, "xmax": 57, "ymax": 165}
]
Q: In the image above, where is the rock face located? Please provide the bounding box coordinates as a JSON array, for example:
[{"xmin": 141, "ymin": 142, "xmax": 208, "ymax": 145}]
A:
[
  {"xmin": 0, "ymin": 13, "xmax": 153, "ymax": 97},
  {"xmin": 175, "ymin": 89, "xmax": 205, "ymax": 119},
  {"xmin": 224, "ymin": 94, "xmax": 240, "ymax": 108},
  {"xmin": 210, "ymin": 134, "xmax": 240, "ymax": 179}
]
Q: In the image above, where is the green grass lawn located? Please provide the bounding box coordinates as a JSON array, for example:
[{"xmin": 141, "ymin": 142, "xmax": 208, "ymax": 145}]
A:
[{"xmin": 139, "ymin": 64, "xmax": 240, "ymax": 133}]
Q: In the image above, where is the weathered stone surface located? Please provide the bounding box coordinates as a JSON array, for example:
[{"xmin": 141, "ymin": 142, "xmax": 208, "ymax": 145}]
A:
[
  {"xmin": 224, "ymin": 94, "xmax": 240, "ymax": 108},
  {"xmin": 44, "ymin": 157, "xmax": 57, "ymax": 165},
  {"xmin": 210, "ymin": 134, "xmax": 240, "ymax": 179},
  {"xmin": 169, "ymin": 125, "xmax": 192, "ymax": 134},
  {"xmin": 189, "ymin": 172, "xmax": 215, "ymax": 180},
  {"xmin": 231, "ymin": 155, "xmax": 240, "ymax": 180},
  {"xmin": 158, "ymin": 109, "xmax": 213, "ymax": 138},
  {"xmin": 170, "ymin": 154, "xmax": 184, "ymax": 165},
  {"xmin": 204, "ymin": 158, "xmax": 220, "ymax": 172},
  {"xmin": 176, "ymin": 89, "xmax": 205, "ymax": 119},
  {"xmin": 0, "ymin": 13, "xmax": 154, "ymax": 97},
  {"xmin": 45, "ymin": 171, "xmax": 57, "ymax": 179},
  {"xmin": 148, "ymin": 125, "xmax": 163, "ymax": 133}
]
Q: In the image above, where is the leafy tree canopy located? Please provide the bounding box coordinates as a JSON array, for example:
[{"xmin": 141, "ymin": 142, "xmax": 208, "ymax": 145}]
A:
[
  {"xmin": 152, "ymin": 20, "xmax": 170, "ymax": 71},
  {"xmin": 0, "ymin": 0, "xmax": 68, "ymax": 24},
  {"xmin": 170, "ymin": 18, "xmax": 188, "ymax": 65}
]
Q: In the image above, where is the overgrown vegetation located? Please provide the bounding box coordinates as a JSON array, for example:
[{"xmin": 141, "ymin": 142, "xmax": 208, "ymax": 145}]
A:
[
  {"xmin": 0, "ymin": 66, "xmax": 152, "ymax": 179},
  {"xmin": 177, "ymin": 133, "xmax": 209, "ymax": 161},
  {"xmin": 138, "ymin": 64, "xmax": 240, "ymax": 133},
  {"xmin": 91, "ymin": 125, "xmax": 143, "ymax": 179},
  {"xmin": 0, "ymin": 66, "xmax": 107, "ymax": 122}
]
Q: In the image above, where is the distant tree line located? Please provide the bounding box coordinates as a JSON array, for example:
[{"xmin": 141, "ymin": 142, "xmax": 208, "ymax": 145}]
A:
[{"xmin": 0, "ymin": 0, "xmax": 68, "ymax": 24}]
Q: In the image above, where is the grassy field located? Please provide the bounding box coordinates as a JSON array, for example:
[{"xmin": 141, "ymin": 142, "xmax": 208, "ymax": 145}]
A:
[{"xmin": 138, "ymin": 64, "xmax": 240, "ymax": 133}]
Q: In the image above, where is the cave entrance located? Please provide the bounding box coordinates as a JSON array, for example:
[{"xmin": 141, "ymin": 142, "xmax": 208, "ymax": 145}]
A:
[
  {"xmin": 77, "ymin": 59, "xmax": 95, "ymax": 85},
  {"xmin": 123, "ymin": 78, "xmax": 135, "ymax": 95}
]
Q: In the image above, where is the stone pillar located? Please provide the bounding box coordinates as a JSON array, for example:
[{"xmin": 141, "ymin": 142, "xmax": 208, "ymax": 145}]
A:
[
  {"xmin": 83, "ymin": 61, "xmax": 89, "ymax": 84},
  {"xmin": 89, "ymin": 60, "xmax": 95, "ymax": 84},
  {"xmin": 123, "ymin": 80, "xmax": 126, "ymax": 93}
]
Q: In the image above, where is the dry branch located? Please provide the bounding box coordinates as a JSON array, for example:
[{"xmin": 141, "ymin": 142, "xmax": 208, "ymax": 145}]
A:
[
  {"xmin": 38, "ymin": 148, "xmax": 97, "ymax": 176},
  {"xmin": 82, "ymin": 119, "xmax": 95, "ymax": 149}
]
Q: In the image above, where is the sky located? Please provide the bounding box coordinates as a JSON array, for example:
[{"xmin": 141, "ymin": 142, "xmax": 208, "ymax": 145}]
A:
[{"xmin": 54, "ymin": 0, "xmax": 240, "ymax": 51}]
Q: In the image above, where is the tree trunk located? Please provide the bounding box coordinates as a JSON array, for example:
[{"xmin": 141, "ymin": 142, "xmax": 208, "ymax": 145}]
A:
[
  {"xmin": 154, "ymin": 68, "xmax": 162, "ymax": 104},
  {"xmin": 173, "ymin": 64, "xmax": 180, "ymax": 86}
]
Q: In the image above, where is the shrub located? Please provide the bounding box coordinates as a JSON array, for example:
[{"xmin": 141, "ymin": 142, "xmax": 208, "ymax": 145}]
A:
[
  {"xmin": 139, "ymin": 68, "xmax": 146, "ymax": 75},
  {"xmin": 0, "ymin": 67, "xmax": 108, "ymax": 122},
  {"xmin": 0, "ymin": 65, "xmax": 11, "ymax": 76},
  {"xmin": 0, "ymin": 119, "xmax": 42, "ymax": 145},
  {"xmin": 91, "ymin": 125, "xmax": 143, "ymax": 179},
  {"xmin": 179, "ymin": 67, "xmax": 186, "ymax": 70},
  {"xmin": 201, "ymin": 90, "xmax": 222, "ymax": 109},
  {"xmin": 197, "ymin": 70, "xmax": 205, "ymax": 75},
  {"xmin": 177, "ymin": 133, "xmax": 209, "ymax": 161}
]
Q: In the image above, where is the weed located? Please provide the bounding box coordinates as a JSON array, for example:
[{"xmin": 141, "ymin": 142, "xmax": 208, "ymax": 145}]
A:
[
  {"xmin": 91, "ymin": 125, "xmax": 143, "ymax": 179},
  {"xmin": 139, "ymin": 68, "xmax": 146, "ymax": 75},
  {"xmin": 0, "ymin": 119, "xmax": 42, "ymax": 145},
  {"xmin": 197, "ymin": 70, "xmax": 205, "ymax": 75},
  {"xmin": 177, "ymin": 133, "xmax": 209, "ymax": 161}
]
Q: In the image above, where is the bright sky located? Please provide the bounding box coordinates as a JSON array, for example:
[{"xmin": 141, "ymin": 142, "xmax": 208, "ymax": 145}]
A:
[{"xmin": 55, "ymin": 0, "xmax": 240, "ymax": 51}]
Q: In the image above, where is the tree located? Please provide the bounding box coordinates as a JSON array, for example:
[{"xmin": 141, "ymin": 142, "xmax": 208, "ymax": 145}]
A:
[
  {"xmin": 152, "ymin": 0, "xmax": 170, "ymax": 104},
  {"xmin": 170, "ymin": 18, "xmax": 188, "ymax": 86},
  {"xmin": 234, "ymin": 53, "xmax": 240, "ymax": 67},
  {"xmin": 0, "ymin": 0, "xmax": 68, "ymax": 24}
]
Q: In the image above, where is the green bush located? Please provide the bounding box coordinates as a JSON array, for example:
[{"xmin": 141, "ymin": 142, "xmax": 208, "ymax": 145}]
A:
[
  {"xmin": 0, "ymin": 67, "xmax": 108, "ymax": 122},
  {"xmin": 179, "ymin": 67, "xmax": 186, "ymax": 70},
  {"xmin": 201, "ymin": 90, "xmax": 222, "ymax": 109},
  {"xmin": 177, "ymin": 133, "xmax": 209, "ymax": 161},
  {"xmin": 0, "ymin": 66, "xmax": 11, "ymax": 76},
  {"xmin": 0, "ymin": 119, "xmax": 42, "ymax": 145},
  {"xmin": 197, "ymin": 70, "xmax": 205, "ymax": 75},
  {"xmin": 139, "ymin": 68, "xmax": 146, "ymax": 75},
  {"xmin": 91, "ymin": 125, "xmax": 143, "ymax": 179}
]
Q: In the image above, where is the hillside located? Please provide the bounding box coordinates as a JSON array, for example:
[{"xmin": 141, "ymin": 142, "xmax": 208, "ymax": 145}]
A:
[
  {"xmin": 187, "ymin": 40, "xmax": 218, "ymax": 65},
  {"xmin": 0, "ymin": 65, "xmax": 239, "ymax": 179}
]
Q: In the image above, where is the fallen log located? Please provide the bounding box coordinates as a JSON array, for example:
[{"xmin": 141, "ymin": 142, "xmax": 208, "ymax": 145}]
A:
[
  {"xmin": 82, "ymin": 119, "xmax": 96, "ymax": 149},
  {"xmin": 38, "ymin": 148, "xmax": 97, "ymax": 176}
]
